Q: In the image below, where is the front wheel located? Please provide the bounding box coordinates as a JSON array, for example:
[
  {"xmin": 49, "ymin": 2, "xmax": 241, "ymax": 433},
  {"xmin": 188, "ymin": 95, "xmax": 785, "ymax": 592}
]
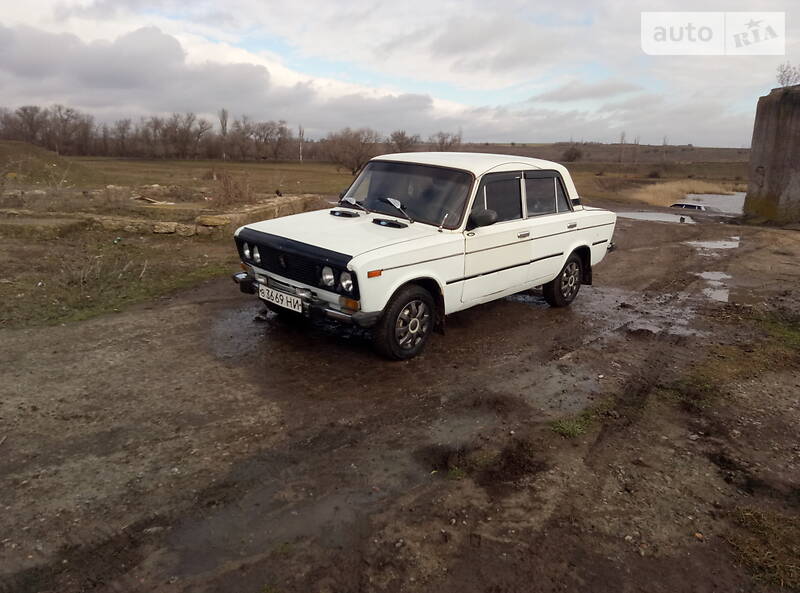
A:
[
  {"xmin": 373, "ymin": 285, "xmax": 435, "ymax": 360},
  {"xmin": 543, "ymin": 254, "xmax": 582, "ymax": 307}
]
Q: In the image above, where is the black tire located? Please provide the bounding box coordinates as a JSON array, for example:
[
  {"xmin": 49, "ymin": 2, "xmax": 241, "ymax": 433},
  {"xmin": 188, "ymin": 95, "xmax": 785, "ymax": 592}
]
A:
[
  {"xmin": 373, "ymin": 285, "xmax": 435, "ymax": 360},
  {"xmin": 543, "ymin": 254, "xmax": 582, "ymax": 308}
]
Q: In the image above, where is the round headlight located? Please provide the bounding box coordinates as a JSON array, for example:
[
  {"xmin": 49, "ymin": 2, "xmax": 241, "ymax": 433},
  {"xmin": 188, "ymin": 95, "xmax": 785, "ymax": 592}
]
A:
[
  {"xmin": 340, "ymin": 271, "xmax": 354, "ymax": 293},
  {"xmin": 321, "ymin": 266, "xmax": 335, "ymax": 287},
  {"xmin": 253, "ymin": 245, "xmax": 261, "ymax": 264},
  {"xmin": 242, "ymin": 242, "xmax": 251, "ymax": 259}
]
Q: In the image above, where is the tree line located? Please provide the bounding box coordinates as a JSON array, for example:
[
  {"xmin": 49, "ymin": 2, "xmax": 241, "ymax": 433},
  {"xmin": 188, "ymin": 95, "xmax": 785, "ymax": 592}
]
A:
[{"xmin": 0, "ymin": 104, "xmax": 463, "ymax": 174}]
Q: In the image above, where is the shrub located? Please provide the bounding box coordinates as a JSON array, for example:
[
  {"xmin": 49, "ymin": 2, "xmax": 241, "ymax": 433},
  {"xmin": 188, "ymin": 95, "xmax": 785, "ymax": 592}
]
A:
[{"xmin": 562, "ymin": 145, "xmax": 583, "ymax": 162}]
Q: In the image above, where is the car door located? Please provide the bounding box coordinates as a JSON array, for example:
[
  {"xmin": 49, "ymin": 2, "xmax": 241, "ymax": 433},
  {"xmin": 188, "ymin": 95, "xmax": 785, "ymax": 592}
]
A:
[
  {"xmin": 523, "ymin": 170, "xmax": 579, "ymax": 284},
  {"xmin": 461, "ymin": 171, "xmax": 531, "ymax": 302}
]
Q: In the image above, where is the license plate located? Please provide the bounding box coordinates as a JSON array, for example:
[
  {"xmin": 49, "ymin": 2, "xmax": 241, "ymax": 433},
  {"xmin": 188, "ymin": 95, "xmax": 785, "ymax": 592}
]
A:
[{"xmin": 258, "ymin": 285, "xmax": 303, "ymax": 313}]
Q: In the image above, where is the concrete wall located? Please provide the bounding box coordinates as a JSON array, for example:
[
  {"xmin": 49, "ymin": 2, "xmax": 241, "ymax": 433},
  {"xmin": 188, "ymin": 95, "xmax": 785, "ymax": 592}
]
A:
[{"xmin": 744, "ymin": 85, "xmax": 800, "ymax": 222}]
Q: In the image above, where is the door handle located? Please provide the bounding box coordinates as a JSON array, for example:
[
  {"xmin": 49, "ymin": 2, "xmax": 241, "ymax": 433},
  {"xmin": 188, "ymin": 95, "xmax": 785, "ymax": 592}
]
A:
[
  {"xmin": 567, "ymin": 223, "xmax": 577, "ymax": 229},
  {"xmin": 517, "ymin": 231, "xmax": 530, "ymax": 239}
]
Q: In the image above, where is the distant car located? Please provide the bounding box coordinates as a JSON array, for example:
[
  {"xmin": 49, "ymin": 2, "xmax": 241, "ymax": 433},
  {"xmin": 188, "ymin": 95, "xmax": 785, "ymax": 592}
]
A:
[
  {"xmin": 670, "ymin": 202, "xmax": 709, "ymax": 211},
  {"xmin": 233, "ymin": 152, "xmax": 617, "ymax": 359}
]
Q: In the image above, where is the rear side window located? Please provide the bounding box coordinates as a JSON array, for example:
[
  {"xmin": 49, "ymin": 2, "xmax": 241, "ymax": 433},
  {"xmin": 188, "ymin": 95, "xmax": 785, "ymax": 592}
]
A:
[
  {"xmin": 525, "ymin": 170, "xmax": 572, "ymax": 216},
  {"xmin": 473, "ymin": 173, "xmax": 522, "ymax": 222},
  {"xmin": 525, "ymin": 177, "xmax": 555, "ymax": 216}
]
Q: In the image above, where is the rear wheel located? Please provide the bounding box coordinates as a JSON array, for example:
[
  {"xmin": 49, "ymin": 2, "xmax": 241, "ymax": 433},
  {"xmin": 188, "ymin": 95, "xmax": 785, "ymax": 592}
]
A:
[
  {"xmin": 543, "ymin": 254, "xmax": 582, "ymax": 307},
  {"xmin": 373, "ymin": 285, "xmax": 435, "ymax": 360}
]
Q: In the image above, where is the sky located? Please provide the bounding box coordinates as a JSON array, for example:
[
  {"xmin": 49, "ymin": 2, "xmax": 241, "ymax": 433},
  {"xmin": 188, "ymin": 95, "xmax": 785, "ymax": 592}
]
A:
[{"xmin": 1, "ymin": 0, "xmax": 797, "ymax": 147}]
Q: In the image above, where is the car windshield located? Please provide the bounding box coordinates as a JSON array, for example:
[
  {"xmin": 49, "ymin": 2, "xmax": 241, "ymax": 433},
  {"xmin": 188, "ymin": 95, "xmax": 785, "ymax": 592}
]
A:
[{"xmin": 344, "ymin": 161, "xmax": 473, "ymax": 229}]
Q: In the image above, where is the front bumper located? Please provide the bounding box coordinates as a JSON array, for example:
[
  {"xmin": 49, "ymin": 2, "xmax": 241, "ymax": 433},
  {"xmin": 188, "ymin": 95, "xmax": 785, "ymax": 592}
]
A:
[{"xmin": 232, "ymin": 272, "xmax": 380, "ymax": 328}]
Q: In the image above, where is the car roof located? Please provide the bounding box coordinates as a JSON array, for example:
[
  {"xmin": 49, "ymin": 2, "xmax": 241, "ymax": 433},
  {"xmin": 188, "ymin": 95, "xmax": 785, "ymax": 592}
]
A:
[{"xmin": 371, "ymin": 151, "xmax": 569, "ymax": 177}]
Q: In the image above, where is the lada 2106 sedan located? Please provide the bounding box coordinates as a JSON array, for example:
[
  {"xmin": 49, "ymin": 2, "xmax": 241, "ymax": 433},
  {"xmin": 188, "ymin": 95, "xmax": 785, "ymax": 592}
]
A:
[{"xmin": 233, "ymin": 152, "xmax": 617, "ymax": 359}]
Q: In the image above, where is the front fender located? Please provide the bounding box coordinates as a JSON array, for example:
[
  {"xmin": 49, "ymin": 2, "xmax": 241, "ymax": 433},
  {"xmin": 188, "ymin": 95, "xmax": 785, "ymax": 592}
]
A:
[
  {"xmin": 349, "ymin": 232, "xmax": 464, "ymax": 313},
  {"xmin": 352, "ymin": 263, "xmax": 452, "ymax": 313}
]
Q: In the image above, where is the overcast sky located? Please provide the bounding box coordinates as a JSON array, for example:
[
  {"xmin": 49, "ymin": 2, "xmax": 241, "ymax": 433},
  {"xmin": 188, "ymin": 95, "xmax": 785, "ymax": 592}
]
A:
[{"xmin": 1, "ymin": 0, "xmax": 797, "ymax": 146}]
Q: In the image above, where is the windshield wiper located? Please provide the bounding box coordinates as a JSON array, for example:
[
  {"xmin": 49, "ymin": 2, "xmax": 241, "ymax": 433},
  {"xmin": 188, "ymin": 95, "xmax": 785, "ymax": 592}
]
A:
[
  {"xmin": 338, "ymin": 196, "xmax": 370, "ymax": 213},
  {"xmin": 378, "ymin": 197, "xmax": 414, "ymax": 223}
]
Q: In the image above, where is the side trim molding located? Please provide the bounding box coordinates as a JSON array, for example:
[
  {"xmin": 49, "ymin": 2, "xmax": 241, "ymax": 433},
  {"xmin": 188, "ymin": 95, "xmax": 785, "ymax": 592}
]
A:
[{"xmin": 446, "ymin": 252, "xmax": 563, "ymax": 285}]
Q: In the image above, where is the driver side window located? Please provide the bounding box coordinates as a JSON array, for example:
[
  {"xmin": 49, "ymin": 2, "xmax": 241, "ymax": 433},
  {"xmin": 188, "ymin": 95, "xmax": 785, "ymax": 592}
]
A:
[{"xmin": 472, "ymin": 172, "xmax": 522, "ymax": 222}]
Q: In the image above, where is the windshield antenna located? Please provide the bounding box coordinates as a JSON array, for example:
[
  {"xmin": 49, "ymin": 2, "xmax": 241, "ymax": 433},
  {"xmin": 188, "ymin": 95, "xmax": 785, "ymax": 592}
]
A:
[{"xmin": 437, "ymin": 212, "xmax": 449, "ymax": 232}]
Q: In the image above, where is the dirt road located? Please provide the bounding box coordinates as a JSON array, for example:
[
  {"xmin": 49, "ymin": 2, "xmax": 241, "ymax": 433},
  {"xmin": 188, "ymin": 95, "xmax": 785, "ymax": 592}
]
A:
[{"xmin": 2, "ymin": 209, "xmax": 799, "ymax": 592}]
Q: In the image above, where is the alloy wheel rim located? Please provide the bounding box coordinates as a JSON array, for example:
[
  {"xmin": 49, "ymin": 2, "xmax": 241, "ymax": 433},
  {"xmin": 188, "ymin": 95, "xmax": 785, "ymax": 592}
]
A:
[
  {"xmin": 395, "ymin": 299, "xmax": 430, "ymax": 350},
  {"xmin": 560, "ymin": 262, "xmax": 580, "ymax": 299}
]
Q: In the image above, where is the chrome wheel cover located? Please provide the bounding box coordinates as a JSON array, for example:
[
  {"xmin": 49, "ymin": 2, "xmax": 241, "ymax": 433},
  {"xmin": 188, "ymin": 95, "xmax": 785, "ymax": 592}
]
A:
[
  {"xmin": 394, "ymin": 299, "xmax": 431, "ymax": 350},
  {"xmin": 560, "ymin": 261, "xmax": 580, "ymax": 300}
]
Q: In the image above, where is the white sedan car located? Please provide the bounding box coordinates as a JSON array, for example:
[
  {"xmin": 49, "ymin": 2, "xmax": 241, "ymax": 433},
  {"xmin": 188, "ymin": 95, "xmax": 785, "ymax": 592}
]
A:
[{"xmin": 233, "ymin": 152, "xmax": 617, "ymax": 359}]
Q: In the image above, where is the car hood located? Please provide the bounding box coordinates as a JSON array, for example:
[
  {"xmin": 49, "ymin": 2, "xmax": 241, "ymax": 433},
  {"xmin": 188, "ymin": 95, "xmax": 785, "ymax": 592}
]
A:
[{"xmin": 240, "ymin": 208, "xmax": 443, "ymax": 258}]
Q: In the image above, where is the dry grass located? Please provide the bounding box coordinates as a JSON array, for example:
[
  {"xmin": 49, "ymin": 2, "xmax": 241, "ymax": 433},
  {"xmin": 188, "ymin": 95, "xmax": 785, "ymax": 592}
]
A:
[
  {"xmin": 0, "ymin": 141, "xmax": 95, "ymax": 187},
  {"xmin": 728, "ymin": 507, "xmax": 800, "ymax": 589},
  {"xmin": 214, "ymin": 170, "xmax": 255, "ymax": 207},
  {"xmin": 70, "ymin": 156, "xmax": 354, "ymax": 195},
  {"xmin": 0, "ymin": 229, "xmax": 237, "ymax": 327}
]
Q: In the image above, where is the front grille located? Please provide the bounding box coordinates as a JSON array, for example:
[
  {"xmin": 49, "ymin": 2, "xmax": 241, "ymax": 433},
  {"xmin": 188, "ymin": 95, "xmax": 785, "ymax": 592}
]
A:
[
  {"xmin": 261, "ymin": 248, "xmax": 319, "ymax": 286},
  {"xmin": 235, "ymin": 228, "xmax": 359, "ymax": 298}
]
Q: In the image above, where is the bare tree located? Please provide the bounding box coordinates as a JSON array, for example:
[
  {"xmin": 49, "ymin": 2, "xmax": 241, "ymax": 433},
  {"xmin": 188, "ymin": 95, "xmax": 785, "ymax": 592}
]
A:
[
  {"xmin": 15, "ymin": 106, "xmax": 47, "ymax": 144},
  {"xmin": 298, "ymin": 124, "xmax": 304, "ymax": 162},
  {"xmin": 388, "ymin": 130, "xmax": 421, "ymax": 153},
  {"xmin": 218, "ymin": 108, "xmax": 229, "ymax": 160},
  {"xmin": 113, "ymin": 119, "xmax": 132, "ymax": 156},
  {"xmin": 193, "ymin": 118, "xmax": 213, "ymax": 157},
  {"xmin": 46, "ymin": 104, "xmax": 81, "ymax": 155},
  {"xmin": 561, "ymin": 145, "xmax": 582, "ymax": 162},
  {"xmin": 428, "ymin": 130, "xmax": 462, "ymax": 151},
  {"xmin": 325, "ymin": 127, "xmax": 382, "ymax": 175},
  {"xmin": 776, "ymin": 61, "xmax": 800, "ymax": 87},
  {"xmin": 618, "ymin": 131, "xmax": 626, "ymax": 163},
  {"xmin": 73, "ymin": 113, "xmax": 95, "ymax": 156},
  {"xmin": 230, "ymin": 116, "xmax": 255, "ymax": 160}
]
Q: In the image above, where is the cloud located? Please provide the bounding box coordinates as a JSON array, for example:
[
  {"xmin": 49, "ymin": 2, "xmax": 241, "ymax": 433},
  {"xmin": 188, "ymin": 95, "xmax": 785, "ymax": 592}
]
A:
[
  {"xmin": 0, "ymin": 24, "xmax": 462, "ymax": 138},
  {"xmin": 0, "ymin": 8, "xmax": 775, "ymax": 147},
  {"xmin": 533, "ymin": 80, "xmax": 642, "ymax": 102}
]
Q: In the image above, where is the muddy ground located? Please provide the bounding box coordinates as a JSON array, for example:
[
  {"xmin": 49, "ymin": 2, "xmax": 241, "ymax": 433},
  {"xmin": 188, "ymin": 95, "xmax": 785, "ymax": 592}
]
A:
[{"xmin": 1, "ymin": 206, "xmax": 799, "ymax": 593}]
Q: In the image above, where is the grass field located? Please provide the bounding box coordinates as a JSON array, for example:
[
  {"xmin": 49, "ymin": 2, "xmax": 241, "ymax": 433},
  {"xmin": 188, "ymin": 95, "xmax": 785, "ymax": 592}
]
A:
[
  {"xmin": 2, "ymin": 140, "xmax": 748, "ymax": 201},
  {"xmin": 71, "ymin": 157, "xmax": 355, "ymax": 196}
]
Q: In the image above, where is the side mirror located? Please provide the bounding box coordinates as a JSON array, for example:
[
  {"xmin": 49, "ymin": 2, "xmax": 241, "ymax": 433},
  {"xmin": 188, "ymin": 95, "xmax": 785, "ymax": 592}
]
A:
[{"xmin": 468, "ymin": 208, "xmax": 498, "ymax": 229}]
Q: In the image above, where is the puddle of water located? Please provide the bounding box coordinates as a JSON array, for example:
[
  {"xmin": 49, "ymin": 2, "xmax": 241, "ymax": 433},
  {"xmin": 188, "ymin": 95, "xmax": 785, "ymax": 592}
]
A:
[
  {"xmin": 685, "ymin": 236, "xmax": 740, "ymax": 252},
  {"xmin": 702, "ymin": 287, "xmax": 730, "ymax": 302},
  {"xmin": 697, "ymin": 271, "xmax": 732, "ymax": 282},
  {"xmin": 684, "ymin": 192, "xmax": 745, "ymax": 215},
  {"xmin": 506, "ymin": 289, "xmax": 548, "ymax": 308},
  {"xmin": 695, "ymin": 271, "xmax": 732, "ymax": 303},
  {"xmin": 616, "ymin": 211, "xmax": 696, "ymax": 224}
]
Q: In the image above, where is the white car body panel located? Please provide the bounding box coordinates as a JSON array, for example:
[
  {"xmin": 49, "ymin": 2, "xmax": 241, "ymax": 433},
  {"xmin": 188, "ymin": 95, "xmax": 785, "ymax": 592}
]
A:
[
  {"xmin": 244, "ymin": 208, "xmax": 439, "ymax": 257},
  {"xmin": 234, "ymin": 152, "xmax": 616, "ymax": 321}
]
